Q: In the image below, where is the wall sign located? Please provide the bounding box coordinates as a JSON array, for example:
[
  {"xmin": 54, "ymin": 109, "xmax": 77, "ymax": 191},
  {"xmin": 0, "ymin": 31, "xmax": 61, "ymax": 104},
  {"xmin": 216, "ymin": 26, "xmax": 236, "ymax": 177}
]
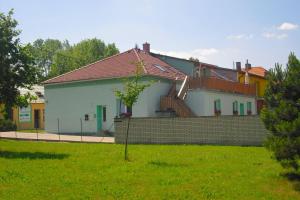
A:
[{"xmin": 19, "ymin": 106, "xmax": 31, "ymax": 122}]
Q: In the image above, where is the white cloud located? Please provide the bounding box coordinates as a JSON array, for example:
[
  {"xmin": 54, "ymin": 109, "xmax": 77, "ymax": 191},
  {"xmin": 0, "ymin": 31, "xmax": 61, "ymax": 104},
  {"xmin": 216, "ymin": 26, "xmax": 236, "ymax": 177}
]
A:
[
  {"xmin": 262, "ymin": 32, "xmax": 288, "ymax": 39},
  {"xmin": 277, "ymin": 22, "xmax": 298, "ymax": 31},
  {"xmin": 152, "ymin": 48, "xmax": 219, "ymax": 61},
  {"xmin": 227, "ymin": 34, "xmax": 253, "ymax": 40}
]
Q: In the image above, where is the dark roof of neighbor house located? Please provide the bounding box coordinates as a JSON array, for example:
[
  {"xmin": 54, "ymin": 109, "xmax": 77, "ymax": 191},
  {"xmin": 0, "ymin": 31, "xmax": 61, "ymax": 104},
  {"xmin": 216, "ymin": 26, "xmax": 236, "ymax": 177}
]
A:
[
  {"xmin": 151, "ymin": 52, "xmax": 236, "ymax": 72},
  {"xmin": 241, "ymin": 66, "xmax": 267, "ymax": 78},
  {"xmin": 43, "ymin": 48, "xmax": 186, "ymax": 84}
]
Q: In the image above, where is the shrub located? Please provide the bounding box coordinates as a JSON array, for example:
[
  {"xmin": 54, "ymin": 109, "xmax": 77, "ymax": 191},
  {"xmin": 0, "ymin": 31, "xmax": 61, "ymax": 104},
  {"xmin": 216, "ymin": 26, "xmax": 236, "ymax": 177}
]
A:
[{"xmin": 0, "ymin": 119, "xmax": 17, "ymax": 131}]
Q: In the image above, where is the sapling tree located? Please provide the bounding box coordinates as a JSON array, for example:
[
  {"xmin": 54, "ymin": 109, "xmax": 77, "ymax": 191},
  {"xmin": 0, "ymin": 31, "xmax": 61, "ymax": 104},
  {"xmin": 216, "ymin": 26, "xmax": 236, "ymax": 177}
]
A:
[{"xmin": 115, "ymin": 61, "xmax": 151, "ymax": 160}]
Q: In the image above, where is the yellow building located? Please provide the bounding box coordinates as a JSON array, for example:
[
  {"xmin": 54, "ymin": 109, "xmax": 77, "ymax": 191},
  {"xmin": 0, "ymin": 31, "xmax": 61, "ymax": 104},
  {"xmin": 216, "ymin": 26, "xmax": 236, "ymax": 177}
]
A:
[
  {"xmin": 0, "ymin": 85, "xmax": 45, "ymax": 130},
  {"xmin": 237, "ymin": 66, "xmax": 267, "ymax": 113}
]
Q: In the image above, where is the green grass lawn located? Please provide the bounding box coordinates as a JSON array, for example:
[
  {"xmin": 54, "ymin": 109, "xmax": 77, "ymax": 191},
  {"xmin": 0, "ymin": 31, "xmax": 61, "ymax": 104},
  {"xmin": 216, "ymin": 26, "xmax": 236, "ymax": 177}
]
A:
[{"xmin": 0, "ymin": 140, "xmax": 299, "ymax": 200}]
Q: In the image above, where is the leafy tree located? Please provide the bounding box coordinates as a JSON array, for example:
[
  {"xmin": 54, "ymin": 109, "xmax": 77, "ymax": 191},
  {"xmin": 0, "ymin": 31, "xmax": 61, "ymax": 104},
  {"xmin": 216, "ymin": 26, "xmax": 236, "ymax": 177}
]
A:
[
  {"xmin": 28, "ymin": 39, "xmax": 65, "ymax": 79},
  {"xmin": 104, "ymin": 43, "xmax": 119, "ymax": 57},
  {"xmin": 115, "ymin": 61, "xmax": 151, "ymax": 160},
  {"xmin": 0, "ymin": 10, "xmax": 38, "ymax": 119},
  {"xmin": 50, "ymin": 38, "xmax": 119, "ymax": 77},
  {"xmin": 261, "ymin": 53, "xmax": 300, "ymax": 171}
]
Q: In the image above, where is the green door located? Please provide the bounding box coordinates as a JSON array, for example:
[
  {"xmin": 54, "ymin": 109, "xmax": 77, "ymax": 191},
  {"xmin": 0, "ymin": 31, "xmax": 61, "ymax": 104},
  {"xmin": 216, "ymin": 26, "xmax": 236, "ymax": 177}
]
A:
[
  {"xmin": 96, "ymin": 105, "xmax": 102, "ymax": 131},
  {"xmin": 240, "ymin": 103, "xmax": 244, "ymax": 115}
]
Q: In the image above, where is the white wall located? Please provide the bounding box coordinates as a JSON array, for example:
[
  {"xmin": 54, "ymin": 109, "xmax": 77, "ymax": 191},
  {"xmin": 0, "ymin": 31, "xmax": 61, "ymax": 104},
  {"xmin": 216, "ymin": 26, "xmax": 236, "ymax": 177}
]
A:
[
  {"xmin": 185, "ymin": 89, "xmax": 257, "ymax": 116},
  {"xmin": 45, "ymin": 77, "xmax": 172, "ymax": 134}
]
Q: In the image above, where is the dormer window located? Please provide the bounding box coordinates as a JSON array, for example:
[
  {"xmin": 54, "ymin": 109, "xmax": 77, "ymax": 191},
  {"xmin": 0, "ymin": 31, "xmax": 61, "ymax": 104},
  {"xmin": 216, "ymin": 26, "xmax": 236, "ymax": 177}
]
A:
[{"xmin": 153, "ymin": 64, "xmax": 166, "ymax": 72}]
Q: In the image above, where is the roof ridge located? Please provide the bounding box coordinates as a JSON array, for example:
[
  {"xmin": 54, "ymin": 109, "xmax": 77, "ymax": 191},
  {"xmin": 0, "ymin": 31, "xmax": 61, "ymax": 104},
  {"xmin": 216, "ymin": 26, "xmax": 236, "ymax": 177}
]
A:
[
  {"xmin": 133, "ymin": 48, "xmax": 148, "ymax": 74},
  {"xmin": 43, "ymin": 49, "xmax": 135, "ymax": 84}
]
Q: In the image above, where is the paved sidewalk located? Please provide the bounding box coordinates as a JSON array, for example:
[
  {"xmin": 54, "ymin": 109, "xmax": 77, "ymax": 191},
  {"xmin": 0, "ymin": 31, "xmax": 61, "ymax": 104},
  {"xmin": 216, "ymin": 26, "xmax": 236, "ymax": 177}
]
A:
[{"xmin": 0, "ymin": 131, "xmax": 115, "ymax": 143}]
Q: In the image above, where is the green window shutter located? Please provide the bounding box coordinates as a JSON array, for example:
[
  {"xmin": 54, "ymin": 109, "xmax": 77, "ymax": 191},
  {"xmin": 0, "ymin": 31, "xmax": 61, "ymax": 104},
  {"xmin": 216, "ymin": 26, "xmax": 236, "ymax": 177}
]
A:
[{"xmin": 247, "ymin": 102, "xmax": 252, "ymax": 111}]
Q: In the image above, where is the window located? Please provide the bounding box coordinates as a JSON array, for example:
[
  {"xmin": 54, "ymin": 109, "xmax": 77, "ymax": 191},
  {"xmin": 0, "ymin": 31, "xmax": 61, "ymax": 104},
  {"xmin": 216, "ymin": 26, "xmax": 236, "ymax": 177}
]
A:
[
  {"xmin": 117, "ymin": 99, "xmax": 132, "ymax": 117},
  {"xmin": 214, "ymin": 99, "xmax": 221, "ymax": 115},
  {"xmin": 233, "ymin": 101, "xmax": 238, "ymax": 115},
  {"xmin": 103, "ymin": 107, "xmax": 106, "ymax": 122},
  {"xmin": 194, "ymin": 68, "xmax": 201, "ymax": 78},
  {"xmin": 126, "ymin": 106, "xmax": 132, "ymax": 114},
  {"xmin": 247, "ymin": 102, "xmax": 252, "ymax": 115},
  {"xmin": 84, "ymin": 114, "xmax": 89, "ymax": 121}
]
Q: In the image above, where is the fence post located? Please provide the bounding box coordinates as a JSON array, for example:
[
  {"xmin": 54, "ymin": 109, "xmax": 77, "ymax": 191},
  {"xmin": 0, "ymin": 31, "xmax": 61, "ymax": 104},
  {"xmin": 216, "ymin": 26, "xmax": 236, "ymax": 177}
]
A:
[
  {"xmin": 80, "ymin": 118, "xmax": 83, "ymax": 142},
  {"xmin": 57, "ymin": 118, "xmax": 60, "ymax": 141},
  {"xmin": 36, "ymin": 127, "xmax": 38, "ymax": 141}
]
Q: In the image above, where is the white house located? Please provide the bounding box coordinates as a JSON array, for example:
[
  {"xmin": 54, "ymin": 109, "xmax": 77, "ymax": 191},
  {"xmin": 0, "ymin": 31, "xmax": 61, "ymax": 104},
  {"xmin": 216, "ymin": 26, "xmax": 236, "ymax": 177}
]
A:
[
  {"xmin": 43, "ymin": 43, "xmax": 257, "ymax": 135},
  {"xmin": 43, "ymin": 47, "xmax": 185, "ymax": 134}
]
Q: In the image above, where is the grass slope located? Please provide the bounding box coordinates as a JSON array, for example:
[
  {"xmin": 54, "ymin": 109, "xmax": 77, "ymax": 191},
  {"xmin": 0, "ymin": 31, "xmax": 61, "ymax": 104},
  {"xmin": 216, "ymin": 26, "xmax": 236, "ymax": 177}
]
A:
[{"xmin": 0, "ymin": 139, "xmax": 299, "ymax": 200}]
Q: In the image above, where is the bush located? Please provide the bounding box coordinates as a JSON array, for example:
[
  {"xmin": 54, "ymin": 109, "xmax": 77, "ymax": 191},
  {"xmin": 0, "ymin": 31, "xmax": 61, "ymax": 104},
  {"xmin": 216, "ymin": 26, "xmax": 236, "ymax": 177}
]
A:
[{"xmin": 0, "ymin": 119, "xmax": 17, "ymax": 131}]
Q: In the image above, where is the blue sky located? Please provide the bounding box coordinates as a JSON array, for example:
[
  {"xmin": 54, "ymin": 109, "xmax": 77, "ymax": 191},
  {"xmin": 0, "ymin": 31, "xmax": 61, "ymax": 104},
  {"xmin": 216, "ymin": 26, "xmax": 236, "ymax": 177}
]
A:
[{"xmin": 1, "ymin": 0, "xmax": 299, "ymax": 69}]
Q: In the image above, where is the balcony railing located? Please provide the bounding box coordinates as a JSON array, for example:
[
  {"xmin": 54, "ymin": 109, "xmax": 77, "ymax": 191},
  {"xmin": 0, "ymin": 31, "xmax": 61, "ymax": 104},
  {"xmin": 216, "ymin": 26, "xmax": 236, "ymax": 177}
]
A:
[{"xmin": 188, "ymin": 77, "xmax": 256, "ymax": 96}]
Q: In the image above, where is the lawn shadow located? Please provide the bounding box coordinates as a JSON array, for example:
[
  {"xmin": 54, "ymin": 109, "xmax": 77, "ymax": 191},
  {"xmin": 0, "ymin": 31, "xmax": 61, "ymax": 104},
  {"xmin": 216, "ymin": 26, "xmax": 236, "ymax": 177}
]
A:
[
  {"xmin": 148, "ymin": 160, "xmax": 187, "ymax": 168},
  {"xmin": 0, "ymin": 151, "xmax": 69, "ymax": 160},
  {"xmin": 281, "ymin": 171, "xmax": 300, "ymax": 192}
]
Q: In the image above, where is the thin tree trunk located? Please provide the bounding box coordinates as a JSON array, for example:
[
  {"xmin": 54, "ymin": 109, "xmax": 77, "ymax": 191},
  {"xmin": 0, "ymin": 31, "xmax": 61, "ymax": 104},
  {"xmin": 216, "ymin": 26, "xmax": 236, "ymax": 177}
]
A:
[{"xmin": 124, "ymin": 116, "xmax": 131, "ymax": 160}]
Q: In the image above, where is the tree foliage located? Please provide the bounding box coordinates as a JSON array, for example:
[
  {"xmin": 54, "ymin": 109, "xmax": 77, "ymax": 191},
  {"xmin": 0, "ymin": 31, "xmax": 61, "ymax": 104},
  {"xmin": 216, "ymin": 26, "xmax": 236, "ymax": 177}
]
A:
[
  {"xmin": 0, "ymin": 10, "xmax": 38, "ymax": 119},
  {"xmin": 29, "ymin": 38, "xmax": 119, "ymax": 79},
  {"xmin": 261, "ymin": 53, "xmax": 300, "ymax": 171},
  {"xmin": 28, "ymin": 39, "xmax": 68, "ymax": 79}
]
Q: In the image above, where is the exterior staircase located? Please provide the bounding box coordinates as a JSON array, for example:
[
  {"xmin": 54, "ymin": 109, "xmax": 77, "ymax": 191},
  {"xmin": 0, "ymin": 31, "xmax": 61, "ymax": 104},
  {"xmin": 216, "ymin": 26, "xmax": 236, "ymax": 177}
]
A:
[{"xmin": 160, "ymin": 76, "xmax": 195, "ymax": 117}]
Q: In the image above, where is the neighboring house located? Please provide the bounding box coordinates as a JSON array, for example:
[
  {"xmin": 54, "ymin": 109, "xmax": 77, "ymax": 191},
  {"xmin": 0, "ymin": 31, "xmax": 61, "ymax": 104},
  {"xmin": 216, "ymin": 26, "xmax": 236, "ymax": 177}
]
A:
[
  {"xmin": 0, "ymin": 85, "xmax": 45, "ymax": 130},
  {"xmin": 236, "ymin": 61, "xmax": 267, "ymax": 113},
  {"xmin": 152, "ymin": 50, "xmax": 237, "ymax": 81},
  {"xmin": 43, "ymin": 43, "xmax": 258, "ymax": 135}
]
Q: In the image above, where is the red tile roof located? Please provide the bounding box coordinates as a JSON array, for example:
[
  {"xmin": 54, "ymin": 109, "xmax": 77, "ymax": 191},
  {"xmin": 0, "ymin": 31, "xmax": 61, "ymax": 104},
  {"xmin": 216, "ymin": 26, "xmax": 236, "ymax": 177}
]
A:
[
  {"xmin": 44, "ymin": 48, "xmax": 186, "ymax": 84},
  {"xmin": 242, "ymin": 66, "xmax": 267, "ymax": 78}
]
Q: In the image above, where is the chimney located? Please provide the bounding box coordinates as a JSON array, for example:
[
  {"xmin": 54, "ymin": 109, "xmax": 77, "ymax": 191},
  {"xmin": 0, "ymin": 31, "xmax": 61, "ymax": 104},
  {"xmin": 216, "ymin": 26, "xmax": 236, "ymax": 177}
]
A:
[
  {"xmin": 143, "ymin": 42, "xmax": 150, "ymax": 53},
  {"xmin": 236, "ymin": 62, "xmax": 241, "ymax": 72},
  {"xmin": 245, "ymin": 59, "xmax": 251, "ymax": 70}
]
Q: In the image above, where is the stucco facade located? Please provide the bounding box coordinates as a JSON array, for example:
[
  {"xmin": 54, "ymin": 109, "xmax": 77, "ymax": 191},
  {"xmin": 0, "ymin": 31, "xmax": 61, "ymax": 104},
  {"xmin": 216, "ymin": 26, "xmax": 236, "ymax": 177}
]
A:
[
  {"xmin": 45, "ymin": 77, "xmax": 173, "ymax": 134},
  {"xmin": 185, "ymin": 89, "xmax": 257, "ymax": 116},
  {"xmin": 12, "ymin": 103, "xmax": 45, "ymax": 130}
]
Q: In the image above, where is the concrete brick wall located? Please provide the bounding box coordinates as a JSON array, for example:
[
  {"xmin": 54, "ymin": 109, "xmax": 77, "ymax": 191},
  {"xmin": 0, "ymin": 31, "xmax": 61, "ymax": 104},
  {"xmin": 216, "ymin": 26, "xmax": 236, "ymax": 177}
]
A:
[{"xmin": 115, "ymin": 116, "xmax": 269, "ymax": 146}]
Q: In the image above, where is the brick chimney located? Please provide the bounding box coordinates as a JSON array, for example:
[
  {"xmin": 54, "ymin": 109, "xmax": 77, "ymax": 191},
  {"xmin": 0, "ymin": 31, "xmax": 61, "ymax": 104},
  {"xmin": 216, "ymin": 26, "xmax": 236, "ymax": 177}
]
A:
[
  {"xmin": 143, "ymin": 42, "xmax": 150, "ymax": 53},
  {"xmin": 245, "ymin": 59, "xmax": 251, "ymax": 70},
  {"xmin": 236, "ymin": 62, "xmax": 241, "ymax": 72}
]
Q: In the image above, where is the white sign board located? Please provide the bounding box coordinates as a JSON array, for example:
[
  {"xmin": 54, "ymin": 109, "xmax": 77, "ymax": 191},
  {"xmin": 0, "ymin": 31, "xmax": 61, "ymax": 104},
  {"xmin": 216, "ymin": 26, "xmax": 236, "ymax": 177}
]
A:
[{"xmin": 19, "ymin": 106, "xmax": 31, "ymax": 122}]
